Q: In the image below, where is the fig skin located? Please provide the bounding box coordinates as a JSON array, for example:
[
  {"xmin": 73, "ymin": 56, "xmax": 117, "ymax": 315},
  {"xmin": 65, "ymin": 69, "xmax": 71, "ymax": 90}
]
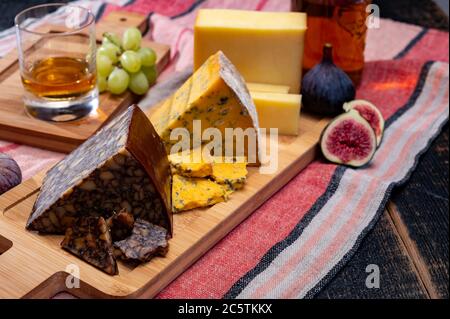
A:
[
  {"xmin": 0, "ymin": 153, "xmax": 22, "ymax": 195},
  {"xmin": 320, "ymin": 110, "xmax": 377, "ymax": 168},
  {"xmin": 343, "ymin": 99, "xmax": 385, "ymax": 147},
  {"xmin": 301, "ymin": 43, "xmax": 355, "ymax": 116}
]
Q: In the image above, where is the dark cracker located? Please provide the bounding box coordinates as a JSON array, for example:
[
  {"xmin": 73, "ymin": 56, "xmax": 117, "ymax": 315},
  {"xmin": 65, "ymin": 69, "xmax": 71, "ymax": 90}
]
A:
[
  {"xmin": 107, "ymin": 209, "xmax": 135, "ymax": 242},
  {"xmin": 114, "ymin": 219, "xmax": 169, "ymax": 263},
  {"xmin": 61, "ymin": 216, "xmax": 118, "ymax": 275}
]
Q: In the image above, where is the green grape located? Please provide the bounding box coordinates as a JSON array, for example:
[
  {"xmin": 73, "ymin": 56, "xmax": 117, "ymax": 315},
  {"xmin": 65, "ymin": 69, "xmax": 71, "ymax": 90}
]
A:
[
  {"xmin": 137, "ymin": 47, "xmax": 157, "ymax": 67},
  {"xmin": 129, "ymin": 71, "xmax": 150, "ymax": 95},
  {"xmin": 103, "ymin": 32, "xmax": 121, "ymax": 48},
  {"xmin": 120, "ymin": 50, "xmax": 141, "ymax": 73},
  {"xmin": 142, "ymin": 65, "xmax": 157, "ymax": 85},
  {"xmin": 96, "ymin": 53, "xmax": 113, "ymax": 77},
  {"xmin": 97, "ymin": 43, "xmax": 120, "ymax": 64},
  {"xmin": 97, "ymin": 75, "xmax": 107, "ymax": 93},
  {"xmin": 122, "ymin": 27, "xmax": 142, "ymax": 51},
  {"xmin": 107, "ymin": 68, "xmax": 130, "ymax": 95}
]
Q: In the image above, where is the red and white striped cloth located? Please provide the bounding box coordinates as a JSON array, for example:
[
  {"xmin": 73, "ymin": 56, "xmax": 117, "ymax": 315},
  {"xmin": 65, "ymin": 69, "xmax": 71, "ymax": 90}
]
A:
[{"xmin": 1, "ymin": 0, "xmax": 448, "ymax": 298}]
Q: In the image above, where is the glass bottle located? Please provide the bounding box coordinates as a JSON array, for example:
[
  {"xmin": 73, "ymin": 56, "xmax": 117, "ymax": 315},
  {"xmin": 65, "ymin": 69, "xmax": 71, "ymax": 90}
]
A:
[{"xmin": 292, "ymin": 0, "xmax": 371, "ymax": 85}]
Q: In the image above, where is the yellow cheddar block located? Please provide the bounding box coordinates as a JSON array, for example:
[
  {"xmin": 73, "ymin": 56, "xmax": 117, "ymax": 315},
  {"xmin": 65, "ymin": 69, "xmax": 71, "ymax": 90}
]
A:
[
  {"xmin": 194, "ymin": 9, "xmax": 307, "ymax": 93},
  {"xmin": 247, "ymin": 83, "xmax": 290, "ymax": 94},
  {"xmin": 251, "ymin": 92, "xmax": 302, "ymax": 136},
  {"xmin": 172, "ymin": 175, "xmax": 227, "ymax": 213},
  {"xmin": 150, "ymin": 51, "xmax": 260, "ymax": 163},
  {"xmin": 211, "ymin": 161, "xmax": 248, "ymax": 191}
]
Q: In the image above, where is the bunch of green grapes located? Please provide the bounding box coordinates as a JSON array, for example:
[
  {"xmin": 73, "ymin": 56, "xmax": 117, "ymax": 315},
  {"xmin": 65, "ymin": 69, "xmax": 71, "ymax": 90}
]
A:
[{"xmin": 96, "ymin": 27, "xmax": 158, "ymax": 95}]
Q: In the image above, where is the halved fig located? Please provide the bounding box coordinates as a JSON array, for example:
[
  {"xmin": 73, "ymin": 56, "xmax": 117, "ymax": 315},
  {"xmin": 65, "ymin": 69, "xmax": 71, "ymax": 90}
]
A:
[
  {"xmin": 343, "ymin": 99, "xmax": 384, "ymax": 146},
  {"xmin": 321, "ymin": 109, "xmax": 377, "ymax": 167}
]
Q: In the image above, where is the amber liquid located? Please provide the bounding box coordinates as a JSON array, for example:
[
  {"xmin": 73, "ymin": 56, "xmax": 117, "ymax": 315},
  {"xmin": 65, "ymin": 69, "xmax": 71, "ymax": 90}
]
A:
[
  {"xmin": 292, "ymin": 0, "xmax": 370, "ymax": 85},
  {"xmin": 22, "ymin": 57, "xmax": 96, "ymax": 99}
]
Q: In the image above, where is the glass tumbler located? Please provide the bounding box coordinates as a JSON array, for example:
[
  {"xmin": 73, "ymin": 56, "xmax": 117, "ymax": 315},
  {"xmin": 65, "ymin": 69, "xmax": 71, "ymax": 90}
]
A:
[{"xmin": 15, "ymin": 4, "xmax": 98, "ymax": 122}]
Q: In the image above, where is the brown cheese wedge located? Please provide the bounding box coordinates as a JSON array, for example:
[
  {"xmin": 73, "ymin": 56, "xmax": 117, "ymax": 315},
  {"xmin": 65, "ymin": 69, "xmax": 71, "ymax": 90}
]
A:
[{"xmin": 26, "ymin": 105, "xmax": 173, "ymax": 237}]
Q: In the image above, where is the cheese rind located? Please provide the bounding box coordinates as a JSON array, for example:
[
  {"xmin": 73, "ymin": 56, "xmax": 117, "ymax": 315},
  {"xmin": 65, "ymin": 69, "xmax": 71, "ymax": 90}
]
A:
[
  {"xmin": 151, "ymin": 51, "xmax": 260, "ymax": 163},
  {"xmin": 27, "ymin": 105, "xmax": 173, "ymax": 236},
  {"xmin": 194, "ymin": 9, "xmax": 307, "ymax": 93},
  {"xmin": 247, "ymin": 83, "xmax": 290, "ymax": 94},
  {"xmin": 251, "ymin": 92, "xmax": 302, "ymax": 136}
]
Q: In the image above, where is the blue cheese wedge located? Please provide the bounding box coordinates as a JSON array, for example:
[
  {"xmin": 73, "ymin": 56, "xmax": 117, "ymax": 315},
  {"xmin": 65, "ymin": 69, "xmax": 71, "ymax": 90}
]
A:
[
  {"xmin": 150, "ymin": 51, "xmax": 260, "ymax": 164},
  {"xmin": 172, "ymin": 174, "xmax": 228, "ymax": 213},
  {"xmin": 211, "ymin": 160, "xmax": 247, "ymax": 191}
]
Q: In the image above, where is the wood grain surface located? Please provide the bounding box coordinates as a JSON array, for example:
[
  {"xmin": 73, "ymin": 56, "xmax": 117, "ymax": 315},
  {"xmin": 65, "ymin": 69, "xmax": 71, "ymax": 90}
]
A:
[{"xmin": 0, "ymin": 112, "xmax": 329, "ymax": 298}]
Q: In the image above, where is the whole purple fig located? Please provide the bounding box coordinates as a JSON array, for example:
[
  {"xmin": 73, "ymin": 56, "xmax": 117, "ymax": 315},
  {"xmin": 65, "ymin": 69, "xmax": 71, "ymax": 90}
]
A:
[
  {"xmin": 301, "ymin": 43, "xmax": 356, "ymax": 116},
  {"xmin": 0, "ymin": 153, "xmax": 22, "ymax": 195}
]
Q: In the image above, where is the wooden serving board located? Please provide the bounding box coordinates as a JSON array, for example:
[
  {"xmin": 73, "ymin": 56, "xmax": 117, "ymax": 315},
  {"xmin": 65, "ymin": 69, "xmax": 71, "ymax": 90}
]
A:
[
  {"xmin": 0, "ymin": 111, "xmax": 329, "ymax": 298},
  {"xmin": 0, "ymin": 11, "xmax": 170, "ymax": 153}
]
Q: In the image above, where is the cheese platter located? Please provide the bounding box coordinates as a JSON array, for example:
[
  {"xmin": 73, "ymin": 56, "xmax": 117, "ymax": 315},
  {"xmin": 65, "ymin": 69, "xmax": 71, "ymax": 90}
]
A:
[
  {"xmin": 0, "ymin": 110, "xmax": 328, "ymax": 298},
  {"xmin": 0, "ymin": 6, "xmax": 382, "ymax": 299}
]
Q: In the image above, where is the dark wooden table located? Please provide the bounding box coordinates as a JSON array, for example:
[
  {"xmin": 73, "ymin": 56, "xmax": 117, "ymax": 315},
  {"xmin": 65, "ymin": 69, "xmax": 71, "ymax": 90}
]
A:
[
  {"xmin": 0, "ymin": 0, "xmax": 448, "ymax": 299},
  {"xmin": 317, "ymin": 0, "xmax": 449, "ymax": 299}
]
